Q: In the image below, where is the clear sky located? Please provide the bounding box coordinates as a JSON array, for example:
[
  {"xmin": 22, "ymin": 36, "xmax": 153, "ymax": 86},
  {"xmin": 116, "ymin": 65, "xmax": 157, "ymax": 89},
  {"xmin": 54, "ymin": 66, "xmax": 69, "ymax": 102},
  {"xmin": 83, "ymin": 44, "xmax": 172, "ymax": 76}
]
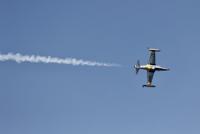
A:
[{"xmin": 0, "ymin": 0, "xmax": 200, "ymax": 134}]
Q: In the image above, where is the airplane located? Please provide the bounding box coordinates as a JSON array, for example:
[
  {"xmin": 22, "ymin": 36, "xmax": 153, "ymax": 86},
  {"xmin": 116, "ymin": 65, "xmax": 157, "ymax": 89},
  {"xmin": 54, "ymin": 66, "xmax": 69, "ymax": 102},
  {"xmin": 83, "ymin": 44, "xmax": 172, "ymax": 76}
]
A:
[{"xmin": 134, "ymin": 48, "xmax": 170, "ymax": 87}]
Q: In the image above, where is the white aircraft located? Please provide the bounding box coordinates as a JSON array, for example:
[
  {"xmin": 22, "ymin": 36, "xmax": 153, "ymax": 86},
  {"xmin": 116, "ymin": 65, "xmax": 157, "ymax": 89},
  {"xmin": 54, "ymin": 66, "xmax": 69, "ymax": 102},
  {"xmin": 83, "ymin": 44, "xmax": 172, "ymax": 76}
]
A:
[{"xmin": 134, "ymin": 48, "xmax": 170, "ymax": 87}]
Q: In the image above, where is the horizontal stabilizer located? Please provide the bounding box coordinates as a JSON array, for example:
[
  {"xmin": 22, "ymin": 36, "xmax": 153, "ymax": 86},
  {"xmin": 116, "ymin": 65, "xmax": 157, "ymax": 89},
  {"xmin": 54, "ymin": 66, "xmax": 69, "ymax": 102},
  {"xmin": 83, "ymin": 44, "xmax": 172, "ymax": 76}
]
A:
[{"xmin": 134, "ymin": 60, "xmax": 140, "ymax": 74}]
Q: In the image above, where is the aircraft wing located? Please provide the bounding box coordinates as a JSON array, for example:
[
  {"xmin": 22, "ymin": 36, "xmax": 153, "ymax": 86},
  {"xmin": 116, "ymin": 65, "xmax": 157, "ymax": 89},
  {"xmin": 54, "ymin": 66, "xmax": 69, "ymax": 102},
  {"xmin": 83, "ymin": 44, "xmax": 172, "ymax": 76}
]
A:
[
  {"xmin": 147, "ymin": 70, "xmax": 154, "ymax": 84},
  {"xmin": 149, "ymin": 51, "xmax": 156, "ymax": 65},
  {"xmin": 148, "ymin": 48, "xmax": 160, "ymax": 65}
]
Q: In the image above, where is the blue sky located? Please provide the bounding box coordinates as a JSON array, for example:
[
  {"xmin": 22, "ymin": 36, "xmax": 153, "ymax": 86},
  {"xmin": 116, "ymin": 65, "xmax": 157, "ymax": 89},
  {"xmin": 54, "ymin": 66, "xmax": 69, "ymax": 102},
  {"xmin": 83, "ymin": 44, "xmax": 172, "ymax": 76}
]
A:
[{"xmin": 0, "ymin": 0, "xmax": 200, "ymax": 134}]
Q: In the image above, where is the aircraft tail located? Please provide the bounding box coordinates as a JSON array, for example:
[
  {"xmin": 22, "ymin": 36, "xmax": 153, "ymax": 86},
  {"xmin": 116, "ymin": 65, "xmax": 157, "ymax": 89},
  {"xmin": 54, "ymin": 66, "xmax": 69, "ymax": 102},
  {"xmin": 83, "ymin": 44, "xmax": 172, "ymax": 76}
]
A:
[{"xmin": 134, "ymin": 60, "xmax": 140, "ymax": 74}]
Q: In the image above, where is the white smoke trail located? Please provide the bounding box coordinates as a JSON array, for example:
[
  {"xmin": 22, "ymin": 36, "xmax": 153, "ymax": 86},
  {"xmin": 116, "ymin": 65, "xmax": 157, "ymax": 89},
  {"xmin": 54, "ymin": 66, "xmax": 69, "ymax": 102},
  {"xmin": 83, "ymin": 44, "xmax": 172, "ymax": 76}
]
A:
[{"xmin": 0, "ymin": 53, "xmax": 120, "ymax": 67}]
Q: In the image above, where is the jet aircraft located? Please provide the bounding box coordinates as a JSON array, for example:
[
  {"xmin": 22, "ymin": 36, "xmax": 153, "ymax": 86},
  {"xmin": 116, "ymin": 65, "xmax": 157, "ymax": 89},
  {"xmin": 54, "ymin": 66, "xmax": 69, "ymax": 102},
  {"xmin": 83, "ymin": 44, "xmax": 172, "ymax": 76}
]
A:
[{"xmin": 134, "ymin": 48, "xmax": 169, "ymax": 87}]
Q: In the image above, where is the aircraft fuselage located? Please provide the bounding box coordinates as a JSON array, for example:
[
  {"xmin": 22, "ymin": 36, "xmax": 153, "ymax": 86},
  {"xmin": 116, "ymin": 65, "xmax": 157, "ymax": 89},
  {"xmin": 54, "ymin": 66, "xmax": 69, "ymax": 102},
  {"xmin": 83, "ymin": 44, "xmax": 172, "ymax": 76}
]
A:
[{"xmin": 139, "ymin": 64, "xmax": 169, "ymax": 72}]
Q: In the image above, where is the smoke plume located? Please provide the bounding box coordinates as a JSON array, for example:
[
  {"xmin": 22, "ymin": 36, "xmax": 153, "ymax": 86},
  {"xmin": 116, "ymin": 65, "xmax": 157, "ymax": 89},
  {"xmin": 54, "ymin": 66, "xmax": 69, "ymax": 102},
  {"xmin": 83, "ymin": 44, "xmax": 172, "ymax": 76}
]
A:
[{"xmin": 0, "ymin": 53, "xmax": 120, "ymax": 67}]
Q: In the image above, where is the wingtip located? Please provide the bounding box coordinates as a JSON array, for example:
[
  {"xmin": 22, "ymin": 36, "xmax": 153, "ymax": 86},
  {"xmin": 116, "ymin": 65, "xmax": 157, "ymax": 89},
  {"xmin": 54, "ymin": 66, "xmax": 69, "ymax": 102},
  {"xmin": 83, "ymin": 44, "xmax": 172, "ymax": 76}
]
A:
[
  {"xmin": 148, "ymin": 48, "xmax": 161, "ymax": 52},
  {"xmin": 142, "ymin": 84, "xmax": 156, "ymax": 88}
]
